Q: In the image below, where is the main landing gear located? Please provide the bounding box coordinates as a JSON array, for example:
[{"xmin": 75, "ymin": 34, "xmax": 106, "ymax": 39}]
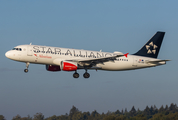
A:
[
  {"xmin": 73, "ymin": 72, "xmax": 79, "ymax": 78},
  {"xmin": 73, "ymin": 69, "xmax": 90, "ymax": 79},
  {"xmin": 83, "ymin": 72, "xmax": 90, "ymax": 78},
  {"xmin": 24, "ymin": 62, "xmax": 30, "ymax": 73}
]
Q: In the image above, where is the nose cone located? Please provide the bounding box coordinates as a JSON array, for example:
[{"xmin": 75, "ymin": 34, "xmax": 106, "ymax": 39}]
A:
[
  {"xmin": 5, "ymin": 51, "xmax": 14, "ymax": 59},
  {"xmin": 5, "ymin": 50, "xmax": 18, "ymax": 61},
  {"xmin": 5, "ymin": 51, "xmax": 10, "ymax": 58}
]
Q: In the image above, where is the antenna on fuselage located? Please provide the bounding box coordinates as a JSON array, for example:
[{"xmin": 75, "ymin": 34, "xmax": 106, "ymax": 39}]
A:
[
  {"xmin": 100, "ymin": 49, "xmax": 102, "ymax": 52},
  {"xmin": 30, "ymin": 43, "xmax": 32, "ymax": 45}
]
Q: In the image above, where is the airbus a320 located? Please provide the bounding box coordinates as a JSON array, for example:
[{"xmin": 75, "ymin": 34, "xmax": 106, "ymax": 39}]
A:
[{"xmin": 5, "ymin": 31, "xmax": 170, "ymax": 78}]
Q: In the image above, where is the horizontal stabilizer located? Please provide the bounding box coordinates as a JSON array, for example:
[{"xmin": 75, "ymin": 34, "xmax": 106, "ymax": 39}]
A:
[{"xmin": 146, "ymin": 59, "xmax": 171, "ymax": 64}]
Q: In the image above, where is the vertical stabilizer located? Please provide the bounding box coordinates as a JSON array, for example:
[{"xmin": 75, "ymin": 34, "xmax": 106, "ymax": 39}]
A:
[{"xmin": 133, "ymin": 31, "xmax": 165, "ymax": 58}]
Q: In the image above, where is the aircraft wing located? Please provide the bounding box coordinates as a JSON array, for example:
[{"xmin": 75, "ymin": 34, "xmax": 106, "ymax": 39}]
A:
[{"xmin": 68, "ymin": 52, "xmax": 124, "ymax": 67}]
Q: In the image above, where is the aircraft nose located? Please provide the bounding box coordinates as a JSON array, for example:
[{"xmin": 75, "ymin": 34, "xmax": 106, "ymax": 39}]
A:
[{"xmin": 5, "ymin": 51, "xmax": 11, "ymax": 58}]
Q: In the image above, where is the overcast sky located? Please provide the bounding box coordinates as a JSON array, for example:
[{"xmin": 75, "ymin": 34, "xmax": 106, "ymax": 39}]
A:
[{"xmin": 0, "ymin": 1, "xmax": 178, "ymax": 119}]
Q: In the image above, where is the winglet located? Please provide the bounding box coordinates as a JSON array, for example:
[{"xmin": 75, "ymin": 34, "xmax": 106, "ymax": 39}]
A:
[{"xmin": 124, "ymin": 53, "xmax": 129, "ymax": 58}]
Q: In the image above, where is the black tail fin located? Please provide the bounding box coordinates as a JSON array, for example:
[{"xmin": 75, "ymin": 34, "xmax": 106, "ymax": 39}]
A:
[{"xmin": 133, "ymin": 31, "xmax": 165, "ymax": 58}]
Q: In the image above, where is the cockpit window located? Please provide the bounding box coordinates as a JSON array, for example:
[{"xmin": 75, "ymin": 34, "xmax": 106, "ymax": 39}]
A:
[{"xmin": 12, "ymin": 48, "xmax": 22, "ymax": 51}]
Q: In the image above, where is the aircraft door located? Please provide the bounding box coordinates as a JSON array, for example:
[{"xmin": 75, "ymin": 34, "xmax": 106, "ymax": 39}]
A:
[
  {"xmin": 132, "ymin": 57, "xmax": 137, "ymax": 67},
  {"xmin": 27, "ymin": 46, "xmax": 33, "ymax": 56}
]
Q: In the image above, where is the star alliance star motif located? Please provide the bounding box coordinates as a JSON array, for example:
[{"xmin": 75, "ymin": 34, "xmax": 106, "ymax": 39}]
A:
[{"xmin": 145, "ymin": 41, "xmax": 157, "ymax": 54}]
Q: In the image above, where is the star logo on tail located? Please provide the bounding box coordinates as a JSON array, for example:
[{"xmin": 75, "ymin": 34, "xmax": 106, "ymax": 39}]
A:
[{"xmin": 146, "ymin": 41, "xmax": 157, "ymax": 54}]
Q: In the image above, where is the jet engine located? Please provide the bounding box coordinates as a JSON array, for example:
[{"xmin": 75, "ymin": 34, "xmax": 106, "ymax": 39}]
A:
[
  {"xmin": 61, "ymin": 61, "xmax": 78, "ymax": 71},
  {"xmin": 46, "ymin": 65, "xmax": 61, "ymax": 71}
]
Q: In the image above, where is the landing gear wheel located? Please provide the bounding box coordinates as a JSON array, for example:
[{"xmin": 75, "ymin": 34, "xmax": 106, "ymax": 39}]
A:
[
  {"xmin": 24, "ymin": 62, "xmax": 30, "ymax": 73},
  {"xmin": 73, "ymin": 72, "xmax": 79, "ymax": 78},
  {"xmin": 24, "ymin": 69, "xmax": 28, "ymax": 73},
  {"xmin": 83, "ymin": 72, "xmax": 90, "ymax": 78}
]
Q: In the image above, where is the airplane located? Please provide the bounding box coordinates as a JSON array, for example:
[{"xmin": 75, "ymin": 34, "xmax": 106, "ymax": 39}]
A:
[{"xmin": 5, "ymin": 31, "xmax": 170, "ymax": 78}]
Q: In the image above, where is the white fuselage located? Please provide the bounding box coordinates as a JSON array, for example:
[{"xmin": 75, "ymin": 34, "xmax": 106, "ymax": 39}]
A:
[{"xmin": 5, "ymin": 45, "xmax": 165, "ymax": 71}]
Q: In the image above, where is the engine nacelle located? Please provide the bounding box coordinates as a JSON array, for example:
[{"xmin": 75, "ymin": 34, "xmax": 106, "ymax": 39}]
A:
[
  {"xmin": 61, "ymin": 61, "xmax": 78, "ymax": 71},
  {"xmin": 46, "ymin": 65, "xmax": 61, "ymax": 72}
]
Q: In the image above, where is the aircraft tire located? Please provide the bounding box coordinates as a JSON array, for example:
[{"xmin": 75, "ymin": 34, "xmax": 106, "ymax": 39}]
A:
[
  {"xmin": 24, "ymin": 69, "xmax": 28, "ymax": 73},
  {"xmin": 73, "ymin": 73, "xmax": 79, "ymax": 78},
  {"xmin": 83, "ymin": 72, "xmax": 90, "ymax": 78}
]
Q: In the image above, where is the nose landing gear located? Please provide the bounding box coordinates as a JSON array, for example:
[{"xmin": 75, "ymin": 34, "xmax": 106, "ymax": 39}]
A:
[
  {"xmin": 24, "ymin": 62, "xmax": 30, "ymax": 73},
  {"xmin": 24, "ymin": 69, "xmax": 28, "ymax": 73}
]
